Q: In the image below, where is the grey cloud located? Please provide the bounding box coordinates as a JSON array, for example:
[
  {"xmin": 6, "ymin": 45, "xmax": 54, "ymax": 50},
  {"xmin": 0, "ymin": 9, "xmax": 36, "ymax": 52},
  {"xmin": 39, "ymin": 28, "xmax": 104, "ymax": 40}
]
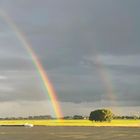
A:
[
  {"xmin": 0, "ymin": 71, "xmax": 47, "ymax": 102},
  {"xmin": 0, "ymin": 0, "xmax": 140, "ymax": 116}
]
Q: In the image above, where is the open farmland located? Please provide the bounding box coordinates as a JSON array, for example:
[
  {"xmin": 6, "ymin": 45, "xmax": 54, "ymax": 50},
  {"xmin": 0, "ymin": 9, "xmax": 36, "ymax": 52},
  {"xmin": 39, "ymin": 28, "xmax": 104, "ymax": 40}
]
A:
[{"xmin": 0, "ymin": 119, "xmax": 140, "ymax": 127}]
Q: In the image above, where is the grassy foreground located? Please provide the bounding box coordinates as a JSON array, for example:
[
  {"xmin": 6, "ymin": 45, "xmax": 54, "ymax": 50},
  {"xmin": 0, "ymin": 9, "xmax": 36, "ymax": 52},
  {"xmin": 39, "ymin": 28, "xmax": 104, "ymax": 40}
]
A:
[{"xmin": 0, "ymin": 119, "xmax": 140, "ymax": 127}]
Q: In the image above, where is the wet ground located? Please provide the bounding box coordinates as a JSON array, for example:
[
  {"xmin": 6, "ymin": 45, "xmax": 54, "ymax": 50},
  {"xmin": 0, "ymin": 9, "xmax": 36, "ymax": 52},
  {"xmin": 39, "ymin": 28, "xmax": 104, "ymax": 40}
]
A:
[{"xmin": 0, "ymin": 126, "xmax": 139, "ymax": 140}]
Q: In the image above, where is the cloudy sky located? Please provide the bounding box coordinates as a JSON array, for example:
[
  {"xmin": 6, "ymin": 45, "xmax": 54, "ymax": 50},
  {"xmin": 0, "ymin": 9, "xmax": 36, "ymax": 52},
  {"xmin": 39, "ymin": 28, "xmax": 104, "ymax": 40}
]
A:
[{"xmin": 0, "ymin": 0, "xmax": 140, "ymax": 117}]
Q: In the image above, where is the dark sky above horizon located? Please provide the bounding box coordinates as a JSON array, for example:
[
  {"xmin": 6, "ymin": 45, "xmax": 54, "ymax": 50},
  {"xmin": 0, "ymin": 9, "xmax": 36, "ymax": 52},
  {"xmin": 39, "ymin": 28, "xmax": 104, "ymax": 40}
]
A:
[{"xmin": 0, "ymin": 0, "xmax": 140, "ymax": 117}]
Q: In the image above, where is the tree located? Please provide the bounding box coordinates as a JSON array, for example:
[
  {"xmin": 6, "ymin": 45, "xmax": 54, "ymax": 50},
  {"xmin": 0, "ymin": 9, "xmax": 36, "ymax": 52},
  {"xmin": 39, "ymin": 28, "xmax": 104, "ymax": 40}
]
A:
[
  {"xmin": 89, "ymin": 109, "xmax": 114, "ymax": 122},
  {"xmin": 73, "ymin": 115, "xmax": 84, "ymax": 120}
]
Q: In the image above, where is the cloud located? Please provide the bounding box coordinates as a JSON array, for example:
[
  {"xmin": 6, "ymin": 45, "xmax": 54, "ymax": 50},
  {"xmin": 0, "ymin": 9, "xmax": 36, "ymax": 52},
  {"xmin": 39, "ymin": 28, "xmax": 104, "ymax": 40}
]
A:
[
  {"xmin": 0, "ymin": 0, "xmax": 140, "ymax": 116},
  {"xmin": 0, "ymin": 100, "xmax": 54, "ymax": 117},
  {"xmin": 0, "ymin": 75, "xmax": 7, "ymax": 80},
  {"xmin": 85, "ymin": 54, "xmax": 140, "ymax": 67},
  {"xmin": 0, "ymin": 100, "xmax": 139, "ymax": 117},
  {"xmin": 0, "ymin": 86, "xmax": 14, "ymax": 92},
  {"xmin": 0, "ymin": 70, "xmax": 47, "ymax": 102}
]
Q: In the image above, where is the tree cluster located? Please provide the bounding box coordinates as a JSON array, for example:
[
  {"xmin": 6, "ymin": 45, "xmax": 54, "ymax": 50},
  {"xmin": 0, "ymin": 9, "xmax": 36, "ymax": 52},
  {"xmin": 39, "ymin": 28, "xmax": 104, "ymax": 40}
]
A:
[{"xmin": 89, "ymin": 109, "xmax": 114, "ymax": 122}]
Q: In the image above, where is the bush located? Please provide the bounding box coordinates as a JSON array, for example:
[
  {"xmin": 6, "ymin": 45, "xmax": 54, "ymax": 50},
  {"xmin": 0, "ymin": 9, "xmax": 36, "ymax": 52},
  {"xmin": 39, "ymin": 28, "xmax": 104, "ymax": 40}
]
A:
[
  {"xmin": 73, "ymin": 115, "xmax": 84, "ymax": 120},
  {"xmin": 89, "ymin": 109, "xmax": 114, "ymax": 122}
]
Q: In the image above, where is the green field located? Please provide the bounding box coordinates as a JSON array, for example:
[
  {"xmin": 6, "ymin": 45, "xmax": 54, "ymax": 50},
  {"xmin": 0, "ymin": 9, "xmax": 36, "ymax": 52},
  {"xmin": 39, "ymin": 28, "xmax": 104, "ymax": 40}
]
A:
[{"xmin": 0, "ymin": 119, "xmax": 140, "ymax": 127}]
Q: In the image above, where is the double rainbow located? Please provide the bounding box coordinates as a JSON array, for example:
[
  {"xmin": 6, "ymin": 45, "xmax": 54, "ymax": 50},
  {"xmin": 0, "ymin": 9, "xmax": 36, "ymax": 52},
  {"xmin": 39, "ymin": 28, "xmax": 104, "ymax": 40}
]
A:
[{"xmin": 0, "ymin": 10, "xmax": 120, "ymax": 117}]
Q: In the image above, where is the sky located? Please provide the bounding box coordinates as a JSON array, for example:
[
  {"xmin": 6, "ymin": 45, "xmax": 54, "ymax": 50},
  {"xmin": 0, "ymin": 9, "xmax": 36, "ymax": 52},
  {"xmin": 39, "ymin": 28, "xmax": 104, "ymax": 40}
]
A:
[{"xmin": 0, "ymin": 0, "xmax": 140, "ymax": 117}]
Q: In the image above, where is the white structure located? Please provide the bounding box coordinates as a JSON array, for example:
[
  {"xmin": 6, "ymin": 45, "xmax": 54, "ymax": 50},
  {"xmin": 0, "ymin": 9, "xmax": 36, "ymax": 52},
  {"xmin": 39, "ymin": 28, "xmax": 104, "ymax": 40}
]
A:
[{"xmin": 24, "ymin": 123, "xmax": 34, "ymax": 128}]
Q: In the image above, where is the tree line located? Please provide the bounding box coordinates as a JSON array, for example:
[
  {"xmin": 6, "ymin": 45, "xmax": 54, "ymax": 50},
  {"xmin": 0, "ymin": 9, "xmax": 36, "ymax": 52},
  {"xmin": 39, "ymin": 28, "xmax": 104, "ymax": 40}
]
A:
[{"xmin": 0, "ymin": 109, "xmax": 139, "ymax": 121}]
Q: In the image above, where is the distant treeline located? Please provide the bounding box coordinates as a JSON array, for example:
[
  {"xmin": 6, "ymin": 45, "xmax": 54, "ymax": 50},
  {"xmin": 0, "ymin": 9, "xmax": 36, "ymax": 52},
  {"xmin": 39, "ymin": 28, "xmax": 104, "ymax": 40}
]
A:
[
  {"xmin": 114, "ymin": 116, "xmax": 140, "ymax": 120},
  {"xmin": 0, "ymin": 115, "xmax": 139, "ymax": 120},
  {"xmin": 0, "ymin": 115, "xmax": 52, "ymax": 120},
  {"xmin": 63, "ymin": 115, "xmax": 140, "ymax": 120},
  {"xmin": 0, "ymin": 115, "xmax": 87, "ymax": 120}
]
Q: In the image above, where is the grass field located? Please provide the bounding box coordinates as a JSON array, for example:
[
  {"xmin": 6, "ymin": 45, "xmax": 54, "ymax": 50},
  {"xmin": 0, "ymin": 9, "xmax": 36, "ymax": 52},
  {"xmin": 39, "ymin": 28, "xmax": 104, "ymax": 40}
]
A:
[{"xmin": 0, "ymin": 119, "xmax": 140, "ymax": 127}]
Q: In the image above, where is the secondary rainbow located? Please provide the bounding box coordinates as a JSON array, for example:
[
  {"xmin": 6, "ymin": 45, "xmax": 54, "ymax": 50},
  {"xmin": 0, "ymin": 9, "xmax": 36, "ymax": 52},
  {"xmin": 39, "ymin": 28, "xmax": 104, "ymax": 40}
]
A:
[
  {"xmin": 0, "ymin": 11, "xmax": 63, "ymax": 118},
  {"xmin": 94, "ymin": 52, "xmax": 117, "ymax": 106}
]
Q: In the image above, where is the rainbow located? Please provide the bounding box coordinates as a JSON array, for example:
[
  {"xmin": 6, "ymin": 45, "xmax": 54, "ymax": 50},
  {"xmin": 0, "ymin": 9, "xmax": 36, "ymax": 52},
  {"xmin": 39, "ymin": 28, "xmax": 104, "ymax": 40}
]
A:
[
  {"xmin": 0, "ymin": 11, "xmax": 63, "ymax": 118},
  {"xmin": 94, "ymin": 52, "xmax": 117, "ymax": 105}
]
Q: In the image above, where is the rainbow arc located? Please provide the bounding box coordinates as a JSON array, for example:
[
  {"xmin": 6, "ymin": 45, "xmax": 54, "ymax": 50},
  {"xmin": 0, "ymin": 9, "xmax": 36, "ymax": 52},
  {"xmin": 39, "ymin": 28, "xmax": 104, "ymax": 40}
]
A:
[{"xmin": 0, "ymin": 11, "xmax": 63, "ymax": 118}]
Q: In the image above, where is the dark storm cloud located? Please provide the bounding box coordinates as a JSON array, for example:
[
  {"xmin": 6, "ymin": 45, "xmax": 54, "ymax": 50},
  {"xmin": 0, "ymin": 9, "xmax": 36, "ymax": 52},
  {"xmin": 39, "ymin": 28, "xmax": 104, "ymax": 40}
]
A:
[{"xmin": 0, "ymin": 0, "xmax": 140, "ymax": 109}]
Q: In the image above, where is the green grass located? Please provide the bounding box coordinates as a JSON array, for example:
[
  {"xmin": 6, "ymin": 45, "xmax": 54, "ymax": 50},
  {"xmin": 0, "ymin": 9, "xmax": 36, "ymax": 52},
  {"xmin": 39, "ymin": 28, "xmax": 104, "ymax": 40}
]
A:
[{"xmin": 0, "ymin": 119, "xmax": 140, "ymax": 127}]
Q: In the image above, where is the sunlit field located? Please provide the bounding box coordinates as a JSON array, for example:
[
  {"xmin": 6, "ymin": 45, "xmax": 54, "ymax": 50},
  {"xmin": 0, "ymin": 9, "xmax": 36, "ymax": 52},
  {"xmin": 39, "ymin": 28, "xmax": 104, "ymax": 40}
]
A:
[{"xmin": 0, "ymin": 119, "xmax": 140, "ymax": 127}]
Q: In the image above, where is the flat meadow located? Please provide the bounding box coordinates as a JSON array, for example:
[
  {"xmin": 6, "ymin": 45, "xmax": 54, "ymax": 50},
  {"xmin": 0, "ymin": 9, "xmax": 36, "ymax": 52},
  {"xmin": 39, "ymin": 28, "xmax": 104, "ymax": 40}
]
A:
[
  {"xmin": 0, "ymin": 119, "xmax": 140, "ymax": 127},
  {"xmin": 0, "ymin": 120, "xmax": 140, "ymax": 140}
]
